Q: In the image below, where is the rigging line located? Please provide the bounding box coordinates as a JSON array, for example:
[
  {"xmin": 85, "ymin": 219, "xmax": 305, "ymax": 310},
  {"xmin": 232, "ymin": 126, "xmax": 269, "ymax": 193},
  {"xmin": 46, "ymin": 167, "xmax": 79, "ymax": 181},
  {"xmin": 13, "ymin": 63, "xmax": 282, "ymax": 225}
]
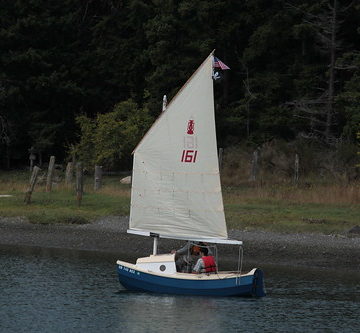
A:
[
  {"xmin": 214, "ymin": 244, "xmax": 218, "ymax": 276},
  {"xmin": 236, "ymin": 245, "xmax": 243, "ymax": 286},
  {"xmin": 214, "ymin": 245, "xmax": 224, "ymax": 280}
]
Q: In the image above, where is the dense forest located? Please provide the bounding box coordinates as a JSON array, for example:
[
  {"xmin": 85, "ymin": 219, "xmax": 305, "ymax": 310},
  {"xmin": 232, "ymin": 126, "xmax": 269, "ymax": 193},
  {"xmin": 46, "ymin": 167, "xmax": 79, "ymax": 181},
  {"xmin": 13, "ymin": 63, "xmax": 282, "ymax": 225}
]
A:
[{"xmin": 0, "ymin": 0, "xmax": 359, "ymax": 172}]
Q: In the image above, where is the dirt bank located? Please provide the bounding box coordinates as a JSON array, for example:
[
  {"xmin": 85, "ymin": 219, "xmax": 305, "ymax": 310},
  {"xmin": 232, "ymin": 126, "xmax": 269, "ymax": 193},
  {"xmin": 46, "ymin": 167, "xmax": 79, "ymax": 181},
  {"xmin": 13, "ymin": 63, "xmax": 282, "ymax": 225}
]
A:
[{"xmin": 0, "ymin": 216, "xmax": 359, "ymax": 272}]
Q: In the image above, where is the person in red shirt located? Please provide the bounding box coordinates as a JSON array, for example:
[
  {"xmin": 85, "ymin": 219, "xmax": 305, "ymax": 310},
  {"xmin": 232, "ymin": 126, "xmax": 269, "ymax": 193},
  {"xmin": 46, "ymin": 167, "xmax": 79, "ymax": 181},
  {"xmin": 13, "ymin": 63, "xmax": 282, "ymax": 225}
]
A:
[{"xmin": 192, "ymin": 247, "xmax": 217, "ymax": 274}]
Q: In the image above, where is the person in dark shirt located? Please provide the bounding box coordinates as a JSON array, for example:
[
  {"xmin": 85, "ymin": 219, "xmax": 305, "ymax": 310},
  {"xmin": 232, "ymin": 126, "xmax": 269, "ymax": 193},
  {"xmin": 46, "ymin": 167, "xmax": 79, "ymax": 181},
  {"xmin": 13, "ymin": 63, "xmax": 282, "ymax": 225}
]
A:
[{"xmin": 171, "ymin": 241, "xmax": 201, "ymax": 273}]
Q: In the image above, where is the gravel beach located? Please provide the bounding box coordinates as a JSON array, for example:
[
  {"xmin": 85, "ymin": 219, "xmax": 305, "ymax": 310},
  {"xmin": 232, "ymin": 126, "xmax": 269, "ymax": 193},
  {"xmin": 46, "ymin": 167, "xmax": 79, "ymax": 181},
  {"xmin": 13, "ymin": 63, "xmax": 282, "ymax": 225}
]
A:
[{"xmin": 1, "ymin": 216, "xmax": 359, "ymax": 273}]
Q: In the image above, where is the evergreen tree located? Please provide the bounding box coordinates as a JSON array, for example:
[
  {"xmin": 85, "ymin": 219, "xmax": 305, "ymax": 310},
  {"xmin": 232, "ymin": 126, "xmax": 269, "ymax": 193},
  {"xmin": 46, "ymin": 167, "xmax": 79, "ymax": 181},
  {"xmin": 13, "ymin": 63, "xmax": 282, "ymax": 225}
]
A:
[{"xmin": 0, "ymin": 0, "xmax": 359, "ymax": 169}]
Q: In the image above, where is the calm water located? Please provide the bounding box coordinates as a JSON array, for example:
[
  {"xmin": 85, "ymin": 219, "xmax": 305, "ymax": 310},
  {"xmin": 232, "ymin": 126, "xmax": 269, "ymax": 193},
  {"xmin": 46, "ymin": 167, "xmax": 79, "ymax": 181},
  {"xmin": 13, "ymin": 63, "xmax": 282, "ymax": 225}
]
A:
[{"xmin": 1, "ymin": 247, "xmax": 359, "ymax": 333}]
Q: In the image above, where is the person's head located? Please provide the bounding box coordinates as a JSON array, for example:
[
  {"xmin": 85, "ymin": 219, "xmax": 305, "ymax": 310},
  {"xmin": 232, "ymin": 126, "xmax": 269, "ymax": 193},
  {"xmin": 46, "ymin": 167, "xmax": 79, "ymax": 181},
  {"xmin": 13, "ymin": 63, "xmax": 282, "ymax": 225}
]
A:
[
  {"xmin": 200, "ymin": 247, "xmax": 208, "ymax": 256},
  {"xmin": 191, "ymin": 245, "xmax": 201, "ymax": 255}
]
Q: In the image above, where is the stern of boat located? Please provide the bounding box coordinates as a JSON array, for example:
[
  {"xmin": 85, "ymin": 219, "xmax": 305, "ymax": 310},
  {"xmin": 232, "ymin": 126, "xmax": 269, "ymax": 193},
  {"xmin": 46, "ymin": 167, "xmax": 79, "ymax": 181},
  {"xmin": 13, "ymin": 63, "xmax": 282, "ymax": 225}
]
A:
[{"xmin": 252, "ymin": 268, "xmax": 266, "ymax": 297}]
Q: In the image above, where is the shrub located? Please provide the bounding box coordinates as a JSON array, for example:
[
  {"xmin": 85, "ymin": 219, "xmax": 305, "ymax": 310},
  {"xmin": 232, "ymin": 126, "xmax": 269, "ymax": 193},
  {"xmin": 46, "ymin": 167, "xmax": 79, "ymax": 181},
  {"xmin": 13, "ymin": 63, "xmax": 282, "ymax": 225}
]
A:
[{"xmin": 72, "ymin": 99, "xmax": 152, "ymax": 170}]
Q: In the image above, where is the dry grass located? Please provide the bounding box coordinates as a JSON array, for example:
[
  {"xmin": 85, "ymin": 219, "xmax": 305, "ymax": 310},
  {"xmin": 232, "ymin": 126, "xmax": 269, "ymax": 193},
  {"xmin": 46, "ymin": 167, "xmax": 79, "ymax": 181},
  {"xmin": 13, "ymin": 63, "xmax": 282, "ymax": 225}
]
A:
[
  {"xmin": 222, "ymin": 182, "xmax": 359, "ymax": 234},
  {"xmin": 97, "ymin": 184, "xmax": 131, "ymax": 197},
  {"xmin": 220, "ymin": 140, "xmax": 359, "ymax": 189},
  {"xmin": 0, "ymin": 169, "xmax": 359, "ymax": 233},
  {"xmin": 224, "ymin": 183, "xmax": 360, "ymax": 205}
]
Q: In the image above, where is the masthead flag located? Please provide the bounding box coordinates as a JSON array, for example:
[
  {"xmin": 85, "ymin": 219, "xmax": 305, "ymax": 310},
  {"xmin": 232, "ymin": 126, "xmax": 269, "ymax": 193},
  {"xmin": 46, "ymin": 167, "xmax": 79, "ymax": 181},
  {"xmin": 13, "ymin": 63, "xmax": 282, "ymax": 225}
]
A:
[{"xmin": 213, "ymin": 57, "xmax": 230, "ymax": 70}]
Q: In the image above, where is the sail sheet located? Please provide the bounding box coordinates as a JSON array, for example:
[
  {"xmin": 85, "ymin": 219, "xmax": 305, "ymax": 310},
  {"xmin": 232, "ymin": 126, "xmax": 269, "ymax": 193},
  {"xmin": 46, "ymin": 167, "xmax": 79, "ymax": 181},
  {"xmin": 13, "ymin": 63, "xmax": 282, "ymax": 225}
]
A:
[{"xmin": 129, "ymin": 54, "xmax": 228, "ymax": 240}]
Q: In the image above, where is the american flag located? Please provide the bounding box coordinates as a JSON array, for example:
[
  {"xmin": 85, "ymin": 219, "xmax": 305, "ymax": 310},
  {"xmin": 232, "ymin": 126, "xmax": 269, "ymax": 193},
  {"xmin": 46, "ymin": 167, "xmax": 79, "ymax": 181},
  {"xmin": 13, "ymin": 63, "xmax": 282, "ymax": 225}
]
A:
[{"xmin": 213, "ymin": 56, "xmax": 230, "ymax": 70}]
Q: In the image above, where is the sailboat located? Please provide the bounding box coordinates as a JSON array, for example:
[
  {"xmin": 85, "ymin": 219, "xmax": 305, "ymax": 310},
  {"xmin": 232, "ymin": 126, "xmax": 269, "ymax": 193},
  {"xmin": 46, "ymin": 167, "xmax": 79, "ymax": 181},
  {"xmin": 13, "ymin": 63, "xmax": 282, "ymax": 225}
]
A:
[{"xmin": 116, "ymin": 52, "xmax": 265, "ymax": 297}]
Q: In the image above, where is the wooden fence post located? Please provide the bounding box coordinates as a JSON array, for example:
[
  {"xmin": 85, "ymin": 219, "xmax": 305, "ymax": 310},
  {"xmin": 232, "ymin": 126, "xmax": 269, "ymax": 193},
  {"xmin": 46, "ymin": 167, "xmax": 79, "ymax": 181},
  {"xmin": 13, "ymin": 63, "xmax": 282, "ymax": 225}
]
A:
[
  {"xmin": 28, "ymin": 146, "xmax": 36, "ymax": 172},
  {"xmin": 294, "ymin": 153, "xmax": 299, "ymax": 184},
  {"xmin": 94, "ymin": 165, "xmax": 102, "ymax": 191},
  {"xmin": 46, "ymin": 156, "xmax": 55, "ymax": 192},
  {"xmin": 76, "ymin": 162, "xmax": 83, "ymax": 207},
  {"xmin": 250, "ymin": 149, "xmax": 259, "ymax": 181},
  {"xmin": 24, "ymin": 166, "xmax": 41, "ymax": 204},
  {"xmin": 65, "ymin": 162, "xmax": 73, "ymax": 186}
]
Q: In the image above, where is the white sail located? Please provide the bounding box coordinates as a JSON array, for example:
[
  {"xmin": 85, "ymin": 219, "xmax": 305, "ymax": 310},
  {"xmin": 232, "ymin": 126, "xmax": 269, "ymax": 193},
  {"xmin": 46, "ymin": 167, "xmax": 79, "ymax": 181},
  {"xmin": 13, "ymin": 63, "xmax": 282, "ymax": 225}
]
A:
[{"xmin": 129, "ymin": 53, "xmax": 228, "ymax": 241}]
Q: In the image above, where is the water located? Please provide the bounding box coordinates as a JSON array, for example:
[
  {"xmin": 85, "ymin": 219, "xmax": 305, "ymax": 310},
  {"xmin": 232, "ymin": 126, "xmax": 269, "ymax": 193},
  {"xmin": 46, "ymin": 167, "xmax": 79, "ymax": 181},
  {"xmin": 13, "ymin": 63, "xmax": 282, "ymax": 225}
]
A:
[{"xmin": 1, "ymin": 247, "xmax": 359, "ymax": 333}]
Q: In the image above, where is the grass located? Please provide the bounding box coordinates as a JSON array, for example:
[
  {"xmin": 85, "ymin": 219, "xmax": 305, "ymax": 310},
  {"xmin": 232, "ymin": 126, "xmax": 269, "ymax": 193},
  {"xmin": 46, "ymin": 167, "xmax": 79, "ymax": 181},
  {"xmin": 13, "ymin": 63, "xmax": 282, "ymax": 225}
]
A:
[
  {"xmin": 223, "ymin": 184, "xmax": 360, "ymax": 234},
  {"xmin": 0, "ymin": 170, "xmax": 359, "ymax": 234},
  {"xmin": 0, "ymin": 170, "xmax": 130, "ymax": 224}
]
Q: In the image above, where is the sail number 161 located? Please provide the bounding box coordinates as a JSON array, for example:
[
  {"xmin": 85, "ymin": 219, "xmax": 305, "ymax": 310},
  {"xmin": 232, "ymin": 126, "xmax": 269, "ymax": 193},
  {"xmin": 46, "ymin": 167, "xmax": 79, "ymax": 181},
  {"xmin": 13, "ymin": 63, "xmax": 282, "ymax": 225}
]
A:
[{"xmin": 181, "ymin": 150, "xmax": 198, "ymax": 163}]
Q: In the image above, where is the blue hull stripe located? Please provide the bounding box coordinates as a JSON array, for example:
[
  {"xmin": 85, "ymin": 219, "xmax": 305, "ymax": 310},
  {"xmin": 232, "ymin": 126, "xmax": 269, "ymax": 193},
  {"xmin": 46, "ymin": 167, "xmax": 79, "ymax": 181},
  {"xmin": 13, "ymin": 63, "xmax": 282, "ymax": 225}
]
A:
[{"xmin": 117, "ymin": 265, "xmax": 265, "ymax": 297}]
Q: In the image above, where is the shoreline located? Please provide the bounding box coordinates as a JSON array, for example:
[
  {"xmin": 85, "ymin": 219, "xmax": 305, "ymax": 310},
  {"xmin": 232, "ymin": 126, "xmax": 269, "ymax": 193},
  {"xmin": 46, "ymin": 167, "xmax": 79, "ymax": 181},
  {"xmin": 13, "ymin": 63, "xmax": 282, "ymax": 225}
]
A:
[{"xmin": 1, "ymin": 216, "xmax": 359, "ymax": 273}]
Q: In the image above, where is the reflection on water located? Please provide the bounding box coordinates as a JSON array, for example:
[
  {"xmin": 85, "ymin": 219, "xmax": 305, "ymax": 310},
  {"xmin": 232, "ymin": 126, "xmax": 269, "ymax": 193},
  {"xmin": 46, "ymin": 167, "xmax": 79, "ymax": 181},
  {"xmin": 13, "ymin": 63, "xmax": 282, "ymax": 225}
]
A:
[{"xmin": 1, "ymin": 247, "xmax": 359, "ymax": 333}]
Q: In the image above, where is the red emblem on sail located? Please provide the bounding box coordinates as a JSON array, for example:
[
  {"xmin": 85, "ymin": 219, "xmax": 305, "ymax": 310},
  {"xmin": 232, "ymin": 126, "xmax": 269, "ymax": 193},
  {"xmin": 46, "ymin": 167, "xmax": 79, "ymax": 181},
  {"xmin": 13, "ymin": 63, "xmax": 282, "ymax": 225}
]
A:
[{"xmin": 187, "ymin": 120, "xmax": 194, "ymax": 135}]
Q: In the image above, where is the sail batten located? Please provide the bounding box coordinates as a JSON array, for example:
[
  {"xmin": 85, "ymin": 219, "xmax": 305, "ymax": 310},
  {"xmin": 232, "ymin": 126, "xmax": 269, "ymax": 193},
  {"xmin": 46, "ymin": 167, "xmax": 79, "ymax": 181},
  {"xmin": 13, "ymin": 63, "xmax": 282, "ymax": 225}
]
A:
[{"xmin": 129, "ymin": 54, "xmax": 228, "ymax": 240}]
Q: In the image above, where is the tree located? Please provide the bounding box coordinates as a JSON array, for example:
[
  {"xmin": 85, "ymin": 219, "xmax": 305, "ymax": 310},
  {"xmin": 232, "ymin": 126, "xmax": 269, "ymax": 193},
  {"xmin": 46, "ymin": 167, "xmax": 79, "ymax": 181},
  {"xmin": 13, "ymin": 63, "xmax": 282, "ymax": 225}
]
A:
[
  {"xmin": 1, "ymin": 0, "xmax": 360, "ymax": 169},
  {"xmin": 357, "ymin": 131, "xmax": 360, "ymax": 167},
  {"xmin": 286, "ymin": 0, "xmax": 358, "ymax": 143},
  {"xmin": 72, "ymin": 100, "xmax": 152, "ymax": 170},
  {"xmin": 336, "ymin": 52, "xmax": 360, "ymax": 140},
  {"xmin": 0, "ymin": 0, "xmax": 150, "ymax": 165},
  {"xmin": 0, "ymin": 113, "xmax": 11, "ymax": 168},
  {"xmin": 0, "ymin": 0, "xmax": 86, "ymax": 163}
]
